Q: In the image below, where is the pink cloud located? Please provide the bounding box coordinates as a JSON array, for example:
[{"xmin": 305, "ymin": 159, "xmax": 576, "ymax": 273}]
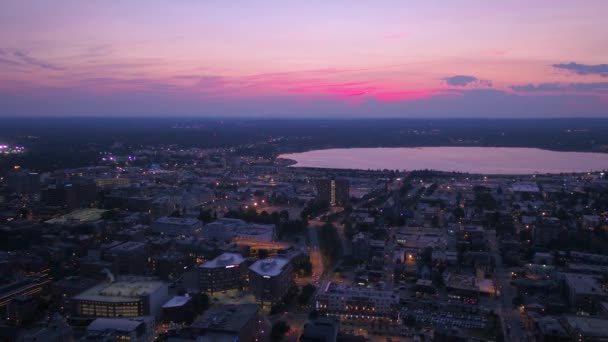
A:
[{"xmin": 383, "ymin": 32, "xmax": 409, "ymax": 40}]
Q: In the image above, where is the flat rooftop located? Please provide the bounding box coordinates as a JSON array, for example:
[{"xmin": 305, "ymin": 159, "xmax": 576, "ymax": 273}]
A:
[
  {"xmin": 562, "ymin": 273, "xmax": 604, "ymax": 296},
  {"xmin": 511, "ymin": 182, "xmax": 540, "ymax": 193},
  {"xmin": 249, "ymin": 257, "xmax": 290, "ymax": 277},
  {"xmin": 110, "ymin": 241, "xmax": 146, "ymax": 253},
  {"xmin": 46, "ymin": 208, "xmax": 108, "ymax": 224},
  {"xmin": 564, "ymin": 315, "xmax": 608, "ymax": 337},
  {"xmin": 200, "ymin": 253, "xmax": 245, "ymax": 269},
  {"xmin": 87, "ymin": 317, "xmax": 151, "ymax": 332},
  {"xmin": 162, "ymin": 295, "xmax": 191, "ymax": 308},
  {"xmin": 154, "ymin": 217, "xmax": 201, "ymax": 226},
  {"xmin": 191, "ymin": 304, "xmax": 259, "ymax": 333},
  {"xmin": 73, "ymin": 277, "xmax": 166, "ymax": 302}
]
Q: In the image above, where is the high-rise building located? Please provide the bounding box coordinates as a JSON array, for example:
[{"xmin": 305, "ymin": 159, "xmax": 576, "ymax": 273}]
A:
[
  {"xmin": 6, "ymin": 170, "xmax": 40, "ymax": 195},
  {"xmin": 316, "ymin": 178, "xmax": 349, "ymax": 206},
  {"xmin": 199, "ymin": 253, "xmax": 248, "ymax": 293},
  {"xmin": 42, "ymin": 180, "xmax": 97, "ymax": 209},
  {"xmin": 248, "ymin": 257, "xmax": 294, "ymax": 304}
]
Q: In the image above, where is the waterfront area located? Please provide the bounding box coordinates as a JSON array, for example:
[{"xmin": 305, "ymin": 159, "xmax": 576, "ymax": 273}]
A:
[
  {"xmin": 280, "ymin": 147, "xmax": 608, "ymax": 175},
  {"xmin": 2, "ymin": 139, "xmax": 608, "ymax": 341}
]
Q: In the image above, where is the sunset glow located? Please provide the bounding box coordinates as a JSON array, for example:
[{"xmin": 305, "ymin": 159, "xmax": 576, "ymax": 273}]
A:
[{"xmin": 1, "ymin": 1, "xmax": 607, "ymax": 117}]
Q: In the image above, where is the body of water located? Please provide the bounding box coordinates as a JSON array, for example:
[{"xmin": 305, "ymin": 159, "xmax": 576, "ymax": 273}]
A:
[{"xmin": 279, "ymin": 147, "xmax": 608, "ymax": 174}]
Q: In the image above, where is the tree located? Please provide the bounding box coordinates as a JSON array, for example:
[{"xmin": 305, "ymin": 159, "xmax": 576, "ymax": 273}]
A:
[
  {"xmin": 270, "ymin": 321, "xmax": 290, "ymax": 342},
  {"xmin": 298, "ymin": 284, "xmax": 316, "ymax": 306},
  {"xmin": 474, "ymin": 192, "xmax": 498, "ymax": 211},
  {"xmin": 318, "ymin": 223, "xmax": 342, "ymax": 269},
  {"xmin": 198, "ymin": 209, "xmax": 214, "ymax": 224},
  {"xmin": 191, "ymin": 293, "xmax": 210, "ymax": 315},
  {"xmin": 452, "ymin": 207, "xmax": 465, "ymax": 219},
  {"xmin": 297, "ymin": 259, "xmax": 313, "ymax": 277}
]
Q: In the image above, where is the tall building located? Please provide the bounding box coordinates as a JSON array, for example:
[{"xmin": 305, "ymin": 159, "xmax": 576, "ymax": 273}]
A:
[
  {"xmin": 248, "ymin": 257, "xmax": 294, "ymax": 304},
  {"xmin": 107, "ymin": 242, "xmax": 149, "ymax": 275},
  {"xmin": 42, "ymin": 180, "xmax": 97, "ymax": 209},
  {"xmin": 316, "ymin": 178, "xmax": 349, "ymax": 207},
  {"xmin": 199, "ymin": 253, "xmax": 248, "ymax": 293},
  {"xmin": 6, "ymin": 170, "xmax": 40, "ymax": 195}
]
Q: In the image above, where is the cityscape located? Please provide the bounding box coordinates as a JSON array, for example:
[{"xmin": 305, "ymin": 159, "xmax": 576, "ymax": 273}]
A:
[{"xmin": 2, "ymin": 1, "xmax": 608, "ymax": 342}]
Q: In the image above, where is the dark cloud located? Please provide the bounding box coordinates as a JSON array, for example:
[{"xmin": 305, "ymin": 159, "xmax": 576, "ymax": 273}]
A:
[
  {"xmin": 443, "ymin": 75, "xmax": 492, "ymax": 87},
  {"xmin": 511, "ymin": 83, "xmax": 563, "ymax": 92},
  {"xmin": 443, "ymin": 75, "xmax": 477, "ymax": 86},
  {"xmin": 553, "ymin": 62, "xmax": 608, "ymax": 77},
  {"xmin": 511, "ymin": 82, "xmax": 608, "ymax": 92},
  {"xmin": 13, "ymin": 51, "xmax": 63, "ymax": 70},
  {"xmin": 0, "ymin": 49, "xmax": 64, "ymax": 71}
]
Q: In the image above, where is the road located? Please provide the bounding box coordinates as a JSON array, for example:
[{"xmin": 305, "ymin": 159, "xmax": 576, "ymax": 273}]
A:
[
  {"xmin": 488, "ymin": 230, "xmax": 526, "ymax": 342},
  {"xmin": 307, "ymin": 223, "xmax": 323, "ymax": 285}
]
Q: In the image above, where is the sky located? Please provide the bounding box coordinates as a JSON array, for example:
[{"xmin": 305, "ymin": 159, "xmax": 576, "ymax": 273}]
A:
[{"xmin": 1, "ymin": 0, "xmax": 607, "ymax": 118}]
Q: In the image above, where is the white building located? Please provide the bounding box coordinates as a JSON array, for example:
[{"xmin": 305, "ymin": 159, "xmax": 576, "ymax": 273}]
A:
[
  {"xmin": 152, "ymin": 217, "xmax": 202, "ymax": 236},
  {"xmin": 316, "ymin": 282, "xmax": 400, "ymax": 320},
  {"xmin": 71, "ymin": 276, "xmax": 168, "ymax": 318}
]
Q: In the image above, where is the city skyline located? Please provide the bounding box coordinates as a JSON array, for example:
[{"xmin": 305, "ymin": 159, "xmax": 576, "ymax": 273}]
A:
[{"xmin": 1, "ymin": 1, "xmax": 608, "ymax": 117}]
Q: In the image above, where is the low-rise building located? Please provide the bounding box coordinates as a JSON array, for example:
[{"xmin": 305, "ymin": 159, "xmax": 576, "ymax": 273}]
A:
[
  {"xmin": 189, "ymin": 304, "xmax": 261, "ymax": 341},
  {"xmin": 315, "ymin": 282, "xmax": 400, "ymax": 320},
  {"xmin": 203, "ymin": 218, "xmax": 275, "ymax": 243},
  {"xmin": 85, "ymin": 316, "xmax": 154, "ymax": 342},
  {"xmin": 71, "ymin": 276, "xmax": 168, "ymax": 318},
  {"xmin": 152, "ymin": 217, "xmax": 202, "ymax": 236},
  {"xmin": 560, "ymin": 273, "xmax": 608, "ymax": 314}
]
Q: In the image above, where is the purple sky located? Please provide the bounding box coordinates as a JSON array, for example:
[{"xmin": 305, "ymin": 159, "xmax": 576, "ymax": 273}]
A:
[{"xmin": 1, "ymin": 0, "xmax": 607, "ymax": 117}]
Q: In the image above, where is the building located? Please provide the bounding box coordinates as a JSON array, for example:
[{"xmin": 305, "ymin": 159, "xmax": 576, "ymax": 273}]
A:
[
  {"xmin": 300, "ymin": 318, "xmax": 340, "ymax": 342},
  {"xmin": 199, "ymin": 253, "xmax": 248, "ymax": 293},
  {"xmin": 14, "ymin": 313, "xmax": 74, "ymax": 342},
  {"xmin": 6, "ymin": 295, "xmax": 37, "ymax": 326},
  {"xmin": 562, "ymin": 315, "xmax": 608, "ymax": 341},
  {"xmin": 71, "ymin": 276, "xmax": 168, "ymax": 318},
  {"xmin": 51, "ymin": 276, "xmax": 100, "ymax": 313},
  {"xmin": 162, "ymin": 295, "xmax": 194, "ymax": 324},
  {"xmin": 6, "ymin": 170, "xmax": 40, "ymax": 195},
  {"xmin": 248, "ymin": 257, "xmax": 294, "ymax": 304},
  {"xmin": 107, "ymin": 241, "xmax": 148, "ymax": 275},
  {"xmin": 351, "ymin": 233, "xmax": 370, "ymax": 262},
  {"xmin": 84, "ymin": 316, "xmax": 154, "ymax": 342},
  {"xmin": 527, "ymin": 314, "xmax": 570, "ymax": 342},
  {"xmin": 0, "ymin": 275, "xmax": 52, "ymax": 317},
  {"xmin": 151, "ymin": 217, "xmax": 202, "ymax": 236},
  {"xmin": 42, "ymin": 180, "xmax": 97, "ymax": 209},
  {"xmin": 189, "ymin": 304, "xmax": 261, "ymax": 342},
  {"xmin": 315, "ymin": 282, "xmax": 400, "ymax": 320},
  {"xmin": 94, "ymin": 177, "xmax": 131, "ymax": 189},
  {"xmin": 151, "ymin": 252, "xmax": 192, "ymax": 281},
  {"xmin": 316, "ymin": 178, "xmax": 350, "ymax": 206},
  {"xmin": 202, "ymin": 218, "xmax": 275, "ymax": 242},
  {"xmin": 561, "ymin": 273, "xmax": 608, "ymax": 314},
  {"xmin": 533, "ymin": 217, "xmax": 562, "ymax": 246}
]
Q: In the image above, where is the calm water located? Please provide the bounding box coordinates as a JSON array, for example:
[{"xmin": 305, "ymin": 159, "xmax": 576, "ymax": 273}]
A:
[{"xmin": 279, "ymin": 147, "xmax": 608, "ymax": 174}]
